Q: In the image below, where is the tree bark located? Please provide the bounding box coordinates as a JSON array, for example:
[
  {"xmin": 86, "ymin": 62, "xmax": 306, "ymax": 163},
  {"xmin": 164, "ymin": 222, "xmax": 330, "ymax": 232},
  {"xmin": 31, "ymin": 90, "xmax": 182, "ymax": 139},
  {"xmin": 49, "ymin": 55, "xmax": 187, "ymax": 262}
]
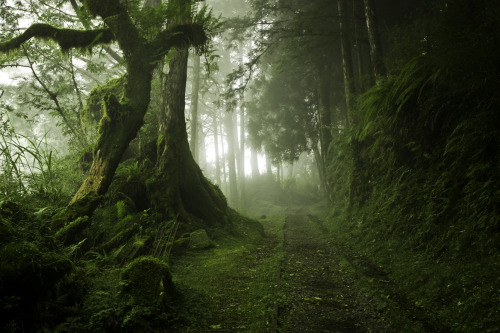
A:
[
  {"xmin": 338, "ymin": 0, "xmax": 355, "ymax": 123},
  {"xmin": 364, "ymin": 0, "xmax": 386, "ymax": 81},
  {"xmin": 154, "ymin": 47, "xmax": 227, "ymax": 226},
  {"xmin": 189, "ymin": 53, "xmax": 201, "ymax": 161},
  {"xmin": 47, "ymin": 1, "xmax": 208, "ymax": 227},
  {"xmin": 153, "ymin": 0, "xmax": 228, "ymax": 226}
]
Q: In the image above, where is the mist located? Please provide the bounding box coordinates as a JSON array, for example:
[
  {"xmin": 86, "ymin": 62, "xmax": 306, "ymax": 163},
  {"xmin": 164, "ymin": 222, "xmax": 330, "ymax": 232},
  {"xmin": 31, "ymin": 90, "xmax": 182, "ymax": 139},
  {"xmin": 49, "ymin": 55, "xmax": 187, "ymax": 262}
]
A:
[{"xmin": 0, "ymin": 0, "xmax": 498, "ymax": 331}]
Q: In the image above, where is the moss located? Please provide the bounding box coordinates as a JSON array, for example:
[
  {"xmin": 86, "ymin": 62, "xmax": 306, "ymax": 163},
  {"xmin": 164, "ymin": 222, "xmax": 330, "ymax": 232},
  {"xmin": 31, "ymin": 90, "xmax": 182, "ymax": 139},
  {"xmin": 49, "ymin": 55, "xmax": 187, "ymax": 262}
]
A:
[
  {"xmin": 121, "ymin": 256, "xmax": 175, "ymax": 305},
  {"xmin": 81, "ymin": 77, "xmax": 125, "ymax": 139},
  {"xmin": 0, "ymin": 23, "xmax": 114, "ymax": 54},
  {"xmin": 156, "ymin": 133, "xmax": 165, "ymax": 160},
  {"xmin": 51, "ymin": 192, "xmax": 101, "ymax": 230},
  {"xmin": 98, "ymin": 223, "xmax": 139, "ymax": 254},
  {"xmin": 54, "ymin": 216, "xmax": 90, "ymax": 246},
  {"xmin": 83, "ymin": 0, "xmax": 118, "ymax": 18},
  {"xmin": 0, "ymin": 200, "xmax": 27, "ymax": 220},
  {"xmin": 0, "ymin": 241, "xmax": 72, "ymax": 323},
  {"xmin": 189, "ymin": 229, "xmax": 214, "ymax": 250}
]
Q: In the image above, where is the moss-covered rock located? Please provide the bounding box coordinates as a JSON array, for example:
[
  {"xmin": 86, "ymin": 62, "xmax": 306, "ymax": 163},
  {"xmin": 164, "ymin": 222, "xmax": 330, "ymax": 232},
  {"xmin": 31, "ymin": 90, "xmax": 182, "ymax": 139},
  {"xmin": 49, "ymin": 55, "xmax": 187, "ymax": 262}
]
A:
[
  {"xmin": 121, "ymin": 256, "xmax": 175, "ymax": 305},
  {"xmin": 189, "ymin": 229, "xmax": 214, "ymax": 249}
]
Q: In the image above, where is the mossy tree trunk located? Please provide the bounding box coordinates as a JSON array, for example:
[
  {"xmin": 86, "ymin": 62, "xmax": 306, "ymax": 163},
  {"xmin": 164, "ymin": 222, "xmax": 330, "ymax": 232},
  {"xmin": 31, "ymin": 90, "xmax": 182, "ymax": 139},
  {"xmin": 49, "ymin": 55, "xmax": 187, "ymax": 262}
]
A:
[
  {"xmin": 154, "ymin": 48, "xmax": 229, "ymax": 226},
  {"xmin": 152, "ymin": 0, "xmax": 228, "ymax": 226},
  {"xmin": 0, "ymin": 1, "xmax": 208, "ymax": 226}
]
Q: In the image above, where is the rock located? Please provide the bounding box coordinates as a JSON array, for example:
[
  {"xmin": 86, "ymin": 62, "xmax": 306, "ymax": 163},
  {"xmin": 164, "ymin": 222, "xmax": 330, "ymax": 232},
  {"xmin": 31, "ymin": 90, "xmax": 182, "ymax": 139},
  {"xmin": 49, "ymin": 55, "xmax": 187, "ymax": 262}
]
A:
[
  {"xmin": 189, "ymin": 229, "xmax": 214, "ymax": 249},
  {"xmin": 121, "ymin": 256, "xmax": 175, "ymax": 305}
]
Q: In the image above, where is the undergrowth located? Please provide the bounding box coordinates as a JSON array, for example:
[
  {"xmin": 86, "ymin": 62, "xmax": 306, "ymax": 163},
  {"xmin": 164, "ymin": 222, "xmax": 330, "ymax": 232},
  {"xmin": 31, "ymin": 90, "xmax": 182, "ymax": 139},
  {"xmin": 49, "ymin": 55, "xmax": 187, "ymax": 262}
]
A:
[{"xmin": 326, "ymin": 1, "xmax": 500, "ymax": 331}]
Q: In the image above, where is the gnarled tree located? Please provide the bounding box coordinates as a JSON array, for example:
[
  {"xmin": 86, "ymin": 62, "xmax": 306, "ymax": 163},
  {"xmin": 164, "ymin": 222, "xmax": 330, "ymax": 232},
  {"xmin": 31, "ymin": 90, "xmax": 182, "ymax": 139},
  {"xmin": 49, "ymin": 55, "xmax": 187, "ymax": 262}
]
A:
[{"xmin": 0, "ymin": 0, "xmax": 210, "ymax": 228}]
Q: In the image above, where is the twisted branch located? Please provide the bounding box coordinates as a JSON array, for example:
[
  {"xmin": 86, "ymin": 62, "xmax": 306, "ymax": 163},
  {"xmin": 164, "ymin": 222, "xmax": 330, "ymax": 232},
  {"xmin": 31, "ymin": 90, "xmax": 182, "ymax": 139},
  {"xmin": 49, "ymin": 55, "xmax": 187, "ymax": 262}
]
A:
[{"xmin": 0, "ymin": 23, "xmax": 114, "ymax": 53}]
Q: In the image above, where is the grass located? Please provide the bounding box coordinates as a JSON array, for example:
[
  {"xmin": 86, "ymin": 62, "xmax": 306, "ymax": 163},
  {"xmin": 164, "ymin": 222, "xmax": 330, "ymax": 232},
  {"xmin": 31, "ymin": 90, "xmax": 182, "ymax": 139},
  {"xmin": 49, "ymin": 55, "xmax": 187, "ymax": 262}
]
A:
[
  {"xmin": 170, "ymin": 213, "xmax": 285, "ymax": 332},
  {"xmin": 324, "ymin": 212, "xmax": 500, "ymax": 332}
]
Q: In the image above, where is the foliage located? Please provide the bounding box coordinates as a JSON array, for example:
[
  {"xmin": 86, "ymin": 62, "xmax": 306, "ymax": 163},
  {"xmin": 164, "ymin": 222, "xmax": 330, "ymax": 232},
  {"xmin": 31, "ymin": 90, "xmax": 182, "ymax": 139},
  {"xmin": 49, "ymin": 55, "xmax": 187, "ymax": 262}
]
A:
[
  {"xmin": 326, "ymin": 0, "xmax": 500, "ymax": 331},
  {"xmin": 0, "ymin": 114, "xmax": 77, "ymax": 201},
  {"xmin": 246, "ymin": 61, "xmax": 317, "ymax": 163}
]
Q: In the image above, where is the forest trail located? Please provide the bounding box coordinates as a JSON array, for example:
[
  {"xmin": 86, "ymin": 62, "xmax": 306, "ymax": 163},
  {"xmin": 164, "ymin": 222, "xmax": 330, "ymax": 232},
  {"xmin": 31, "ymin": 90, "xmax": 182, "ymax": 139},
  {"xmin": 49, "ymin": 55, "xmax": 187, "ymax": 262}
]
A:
[
  {"xmin": 278, "ymin": 212, "xmax": 390, "ymax": 332},
  {"xmin": 172, "ymin": 209, "xmax": 446, "ymax": 332}
]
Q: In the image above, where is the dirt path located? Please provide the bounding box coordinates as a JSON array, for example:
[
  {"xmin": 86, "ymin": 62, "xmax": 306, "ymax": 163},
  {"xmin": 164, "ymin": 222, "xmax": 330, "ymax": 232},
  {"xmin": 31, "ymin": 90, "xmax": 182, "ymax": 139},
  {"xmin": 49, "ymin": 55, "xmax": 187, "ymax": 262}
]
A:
[
  {"xmin": 278, "ymin": 214, "xmax": 393, "ymax": 332},
  {"xmin": 173, "ymin": 212, "xmax": 445, "ymax": 332}
]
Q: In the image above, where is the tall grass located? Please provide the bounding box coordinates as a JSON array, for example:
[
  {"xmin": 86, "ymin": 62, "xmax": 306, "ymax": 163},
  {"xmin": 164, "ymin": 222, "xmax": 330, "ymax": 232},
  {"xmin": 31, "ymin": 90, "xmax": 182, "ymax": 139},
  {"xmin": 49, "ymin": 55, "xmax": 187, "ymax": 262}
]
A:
[{"xmin": 0, "ymin": 115, "xmax": 58, "ymax": 198}]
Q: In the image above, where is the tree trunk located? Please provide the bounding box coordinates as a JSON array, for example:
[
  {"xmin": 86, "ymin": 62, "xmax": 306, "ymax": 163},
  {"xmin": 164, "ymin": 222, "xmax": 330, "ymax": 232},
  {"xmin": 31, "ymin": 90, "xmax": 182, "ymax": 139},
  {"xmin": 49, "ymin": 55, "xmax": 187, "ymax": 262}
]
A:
[
  {"xmin": 338, "ymin": 0, "xmax": 355, "ymax": 123},
  {"xmin": 152, "ymin": 0, "xmax": 227, "ymax": 226},
  {"xmin": 353, "ymin": 0, "xmax": 370, "ymax": 91},
  {"xmin": 212, "ymin": 111, "xmax": 221, "ymax": 185},
  {"xmin": 317, "ymin": 69, "xmax": 333, "ymax": 162},
  {"xmin": 250, "ymin": 148, "xmax": 260, "ymax": 178},
  {"xmin": 48, "ymin": 0, "xmax": 209, "ymax": 229},
  {"xmin": 238, "ymin": 96, "xmax": 246, "ymax": 207},
  {"xmin": 276, "ymin": 161, "xmax": 281, "ymax": 187},
  {"xmin": 55, "ymin": 44, "xmax": 156, "ymax": 227},
  {"xmin": 189, "ymin": 53, "xmax": 201, "ymax": 161},
  {"xmin": 287, "ymin": 162, "xmax": 294, "ymax": 179},
  {"xmin": 225, "ymin": 111, "xmax": 238, "ymax": 206},
  {"xmin": 266, "ymin": 152, "xmax": 273, "ymax": 179},
  {"xmin": 154, "ymin": 48, "xmax": 228, "ymax": 226},
  {"xmin": 364, "ymin": 0, "xmax": 386, "ymax": 81},
  {"xmin": 312, "ymin": 142, "xmax": 328, "ymax": 198}
]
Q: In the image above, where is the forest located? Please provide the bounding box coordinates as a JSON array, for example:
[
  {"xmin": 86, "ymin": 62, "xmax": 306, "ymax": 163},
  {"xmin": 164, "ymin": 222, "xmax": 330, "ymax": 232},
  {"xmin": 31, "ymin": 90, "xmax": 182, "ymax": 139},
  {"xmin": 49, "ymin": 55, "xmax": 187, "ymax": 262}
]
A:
[{"xmin": 0, "ymin": 0, "xmax": 498, "ymax": 332}]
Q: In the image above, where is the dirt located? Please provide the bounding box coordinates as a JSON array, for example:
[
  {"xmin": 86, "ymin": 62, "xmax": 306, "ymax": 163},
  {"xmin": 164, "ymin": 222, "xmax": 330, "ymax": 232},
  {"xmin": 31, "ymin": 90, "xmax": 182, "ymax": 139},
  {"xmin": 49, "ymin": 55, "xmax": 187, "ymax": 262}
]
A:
[
  {"xmin": 175, "ymin": 211, "xmax": 446, "ymax": 332},
  {"xmin": 277, "ymin": 212, "xmax": 450, "ymax": 333},
  {"xmin": 278, "ymin": 214, "xmax": 392, "ymax": 332}
]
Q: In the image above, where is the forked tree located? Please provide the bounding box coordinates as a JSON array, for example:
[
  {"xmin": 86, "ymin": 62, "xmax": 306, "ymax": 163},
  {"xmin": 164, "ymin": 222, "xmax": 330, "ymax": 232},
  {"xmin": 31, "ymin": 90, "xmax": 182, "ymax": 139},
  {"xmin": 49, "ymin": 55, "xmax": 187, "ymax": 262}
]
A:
[{"xmin": 0, "ymin": 0, "xmax": 228, "ymax": 231}]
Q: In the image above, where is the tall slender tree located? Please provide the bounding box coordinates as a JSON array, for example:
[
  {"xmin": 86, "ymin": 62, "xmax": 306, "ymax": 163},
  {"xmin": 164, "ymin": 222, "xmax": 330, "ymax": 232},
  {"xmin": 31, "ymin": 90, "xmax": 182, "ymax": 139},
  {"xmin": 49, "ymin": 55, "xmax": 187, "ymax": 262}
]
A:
[
  {"xmin": 189, "ymin": 53, "xmax": 201, "ymax": 161},
  {"xmin": 225, "ymin": 110, "xmax": 238, "ymax": 205},
  {"xmin": 364, "ymin": 0, "xmax": 386, "ymax": 80},
  {"xmin": 338, "ymin": 0, "xmax": 356, "ymax": 122}
]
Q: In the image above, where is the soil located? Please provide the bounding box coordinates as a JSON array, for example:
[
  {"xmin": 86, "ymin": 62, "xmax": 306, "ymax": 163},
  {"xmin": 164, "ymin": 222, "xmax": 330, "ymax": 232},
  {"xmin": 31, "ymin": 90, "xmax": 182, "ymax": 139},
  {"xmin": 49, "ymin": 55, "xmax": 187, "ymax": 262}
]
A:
[
  {"xmin": 175, "ymin": 210, "xmax": 447, "ymax": 332},
  {"xmin": 278, "ymin": 211, "xmax": 447, "ymax": 333},
  {"xmin": 278, "ymin": 213, "xmax": 391, "ymax": 332}
]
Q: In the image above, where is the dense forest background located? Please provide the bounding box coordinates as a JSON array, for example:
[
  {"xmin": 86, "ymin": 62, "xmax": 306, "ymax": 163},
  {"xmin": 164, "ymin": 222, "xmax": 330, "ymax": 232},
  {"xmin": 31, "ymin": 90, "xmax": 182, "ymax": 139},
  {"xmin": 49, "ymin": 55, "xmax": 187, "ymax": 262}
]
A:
[{"xmin": 0, "ymin": 0, "xmax": 498, "ymax": 332}]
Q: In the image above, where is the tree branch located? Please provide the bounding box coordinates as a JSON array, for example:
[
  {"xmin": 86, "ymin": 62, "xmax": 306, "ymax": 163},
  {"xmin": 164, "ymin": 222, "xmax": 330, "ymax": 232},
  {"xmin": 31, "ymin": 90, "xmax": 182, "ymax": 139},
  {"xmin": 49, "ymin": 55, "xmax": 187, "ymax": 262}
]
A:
[
  {"xmin": 151, "ymin": 23, "xmax": 207, "ymax": 59},
  {"xmin": 0, "ymin": 23, "xmax": 114, "ymax": 53}
]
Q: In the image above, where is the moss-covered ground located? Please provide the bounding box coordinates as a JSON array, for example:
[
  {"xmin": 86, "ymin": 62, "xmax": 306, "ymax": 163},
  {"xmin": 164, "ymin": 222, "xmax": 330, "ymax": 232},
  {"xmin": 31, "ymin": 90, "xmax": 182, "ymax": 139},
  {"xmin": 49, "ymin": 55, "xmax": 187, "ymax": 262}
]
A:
[
  {"xmin": 169, "ymin": 196, "xmax": 459, "ymax": 332},
  {"xmin": 170, "ymin": 212, "xmax": 284, "ymax": 332}
]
